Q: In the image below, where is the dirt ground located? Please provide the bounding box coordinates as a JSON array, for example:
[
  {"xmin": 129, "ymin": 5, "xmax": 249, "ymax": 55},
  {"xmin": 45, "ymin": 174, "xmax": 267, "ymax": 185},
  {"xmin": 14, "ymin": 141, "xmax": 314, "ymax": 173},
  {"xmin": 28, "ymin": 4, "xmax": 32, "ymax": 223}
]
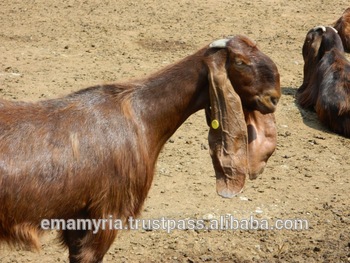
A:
[{"xmin": 0, "ymin": 0, "xmax": 350, "ymax": 262}]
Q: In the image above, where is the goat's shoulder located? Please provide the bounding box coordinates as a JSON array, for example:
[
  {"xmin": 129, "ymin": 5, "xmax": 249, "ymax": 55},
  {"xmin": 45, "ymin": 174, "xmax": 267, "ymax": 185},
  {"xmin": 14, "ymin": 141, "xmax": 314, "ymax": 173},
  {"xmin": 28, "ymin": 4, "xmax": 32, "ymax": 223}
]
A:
[
  {"xmin": 67, "ymin": 83, "xmax": 132, "ymax": 99},
  {"xmin": 40, "ymin": 83, "xmax": 133, "ymax": 111}
]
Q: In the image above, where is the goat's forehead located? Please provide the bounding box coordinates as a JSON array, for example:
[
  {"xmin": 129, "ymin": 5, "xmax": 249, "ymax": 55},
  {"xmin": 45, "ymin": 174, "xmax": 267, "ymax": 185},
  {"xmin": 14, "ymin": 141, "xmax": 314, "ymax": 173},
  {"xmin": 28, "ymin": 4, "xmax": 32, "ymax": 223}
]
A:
[
  {"xmin": 238, "ymin": 37, "xmax": 256, "ymax": 47},
  {"xmin": 226, "ymin": 35, "xmax": 257, "ymax": 49}
]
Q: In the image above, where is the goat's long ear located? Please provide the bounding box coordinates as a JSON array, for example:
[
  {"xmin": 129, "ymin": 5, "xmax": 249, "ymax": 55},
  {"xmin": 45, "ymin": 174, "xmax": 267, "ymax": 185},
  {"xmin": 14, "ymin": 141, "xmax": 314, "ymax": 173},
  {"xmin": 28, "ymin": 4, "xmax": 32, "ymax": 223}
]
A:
[
  {"xmin": 206, "ymin": 58, "xmax": 249, "ymax": 198},
  {"xmin": 302, "ymin": 26, "xmax": 324, "ymax": 59}
]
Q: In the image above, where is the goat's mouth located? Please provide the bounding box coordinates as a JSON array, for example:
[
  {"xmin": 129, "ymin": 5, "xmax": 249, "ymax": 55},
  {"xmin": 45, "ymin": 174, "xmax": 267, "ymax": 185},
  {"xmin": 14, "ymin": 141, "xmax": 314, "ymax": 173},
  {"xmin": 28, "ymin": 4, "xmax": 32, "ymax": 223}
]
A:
[{"xmin": 255, "ymin": 95, "xmax": 279, "ymax": 114}]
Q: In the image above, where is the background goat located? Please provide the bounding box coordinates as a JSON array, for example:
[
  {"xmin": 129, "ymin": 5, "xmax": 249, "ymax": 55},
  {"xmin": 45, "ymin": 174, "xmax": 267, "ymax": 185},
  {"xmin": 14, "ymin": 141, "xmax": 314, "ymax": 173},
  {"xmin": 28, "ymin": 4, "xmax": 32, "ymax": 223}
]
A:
[
  {"xmin": 296, "ymin": 26, "xmax": 350, "ymax": 137},
  {"xmin": 334, "ymin": 7, "xmax": 350, "ymax": 52},
  {"xmin": 0, "ymin": 35, "xmax": 280, "ymax": 263}
]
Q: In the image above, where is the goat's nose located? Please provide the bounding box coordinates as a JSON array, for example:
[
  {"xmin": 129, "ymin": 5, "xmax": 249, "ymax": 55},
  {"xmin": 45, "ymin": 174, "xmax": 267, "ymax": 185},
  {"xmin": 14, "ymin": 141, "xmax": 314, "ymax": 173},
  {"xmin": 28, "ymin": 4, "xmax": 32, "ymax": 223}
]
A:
[{"xmin": 270, "ymin": 96, "xmax": 279, "ymax": 106}]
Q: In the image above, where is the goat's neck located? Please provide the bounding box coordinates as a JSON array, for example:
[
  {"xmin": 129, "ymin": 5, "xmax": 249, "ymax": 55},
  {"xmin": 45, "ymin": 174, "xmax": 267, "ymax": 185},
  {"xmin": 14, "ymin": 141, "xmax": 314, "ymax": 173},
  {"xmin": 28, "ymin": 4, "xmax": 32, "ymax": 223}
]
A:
[{"xmin": 134, "ymin": 50, "xmax": 209, "ymax": 157}]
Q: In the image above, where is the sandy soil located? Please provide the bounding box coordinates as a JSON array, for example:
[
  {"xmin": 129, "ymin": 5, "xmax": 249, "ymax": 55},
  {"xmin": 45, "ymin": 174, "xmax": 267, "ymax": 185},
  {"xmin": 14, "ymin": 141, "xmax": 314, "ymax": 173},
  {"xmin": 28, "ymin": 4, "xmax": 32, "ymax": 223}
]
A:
[{"xmin": 0, "ymin": 0, "xmax": 350, "ymax": 262}]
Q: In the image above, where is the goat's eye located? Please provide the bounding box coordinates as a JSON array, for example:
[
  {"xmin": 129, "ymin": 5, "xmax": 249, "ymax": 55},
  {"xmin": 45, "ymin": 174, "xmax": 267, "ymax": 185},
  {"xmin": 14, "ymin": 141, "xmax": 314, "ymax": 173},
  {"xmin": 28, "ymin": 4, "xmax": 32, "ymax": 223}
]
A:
[
  {"xmin": 234, "ymin": 58, "xmax": 245, "ymax": 66},
  {"xmin": 234, "ymin": 58, "xmax": 250, "ymax": 68}
]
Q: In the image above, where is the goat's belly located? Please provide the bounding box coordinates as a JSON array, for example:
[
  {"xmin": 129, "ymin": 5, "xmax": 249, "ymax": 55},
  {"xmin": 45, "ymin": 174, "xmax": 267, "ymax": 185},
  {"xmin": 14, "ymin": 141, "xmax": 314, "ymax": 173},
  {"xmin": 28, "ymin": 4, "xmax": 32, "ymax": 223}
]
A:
[{"xmin": 0, "ymin": 178, "xmax": 90, "ymax": 224}]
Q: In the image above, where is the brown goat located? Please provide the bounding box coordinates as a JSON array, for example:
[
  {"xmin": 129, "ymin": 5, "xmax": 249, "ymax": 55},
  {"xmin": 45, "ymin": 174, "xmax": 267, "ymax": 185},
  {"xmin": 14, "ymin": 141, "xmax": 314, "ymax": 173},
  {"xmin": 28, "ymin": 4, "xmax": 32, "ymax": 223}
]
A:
[
  {"xmin": 296, "ymin": 26, "xmax": 350, "ymax": 137},
  {"xmin": 0, "ymin": 35, "xmax": 280, "ymax": 263},
  {"xmin": 334, "ymin": 7, "xmax": 350, "ymax": 52}
]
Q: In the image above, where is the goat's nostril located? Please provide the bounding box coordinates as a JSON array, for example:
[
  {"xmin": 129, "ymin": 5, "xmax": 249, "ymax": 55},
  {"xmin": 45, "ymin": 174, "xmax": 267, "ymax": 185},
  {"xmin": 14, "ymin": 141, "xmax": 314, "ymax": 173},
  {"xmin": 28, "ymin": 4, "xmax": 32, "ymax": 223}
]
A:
[{"xmin": 270, "ymin": 96, "xmax": 279, "ymax": 106}]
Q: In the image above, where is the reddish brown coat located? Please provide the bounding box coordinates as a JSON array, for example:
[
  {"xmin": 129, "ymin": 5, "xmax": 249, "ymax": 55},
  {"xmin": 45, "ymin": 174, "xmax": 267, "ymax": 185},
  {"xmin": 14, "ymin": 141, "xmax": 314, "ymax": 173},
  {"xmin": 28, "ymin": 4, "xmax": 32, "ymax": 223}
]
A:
[
  {"xmin": 334, "ymin": 7, "xmax": 350, "ymax": 52},
  {"xmin": 0, "ymin": 35, "xmax": 280, "ymax": 263}
]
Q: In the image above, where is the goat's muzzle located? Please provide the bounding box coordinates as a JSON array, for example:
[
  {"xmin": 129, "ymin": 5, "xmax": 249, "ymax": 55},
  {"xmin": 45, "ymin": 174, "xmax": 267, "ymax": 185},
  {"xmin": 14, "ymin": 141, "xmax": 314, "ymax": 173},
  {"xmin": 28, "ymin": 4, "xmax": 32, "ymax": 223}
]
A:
[{"xmin": 254, "ymin": 91, "xmax": 280, "ymax": 114}]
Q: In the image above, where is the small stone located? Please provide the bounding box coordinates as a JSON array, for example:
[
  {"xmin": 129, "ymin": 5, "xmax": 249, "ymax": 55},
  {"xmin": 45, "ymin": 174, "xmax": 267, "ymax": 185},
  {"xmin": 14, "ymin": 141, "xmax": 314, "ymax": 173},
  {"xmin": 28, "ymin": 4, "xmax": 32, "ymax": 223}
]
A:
[
  {"xmin": 202, "ymin": 213, "xmax": 216, "ymax": 221},
  {"xmin": 313, "ymin": 246, "xmax": 321, "ymax": 252},
  {"xmin": 255, "ymin": 208, "xmax": 263, "ymax": 214},
  {"xmin": 200, "ymin": 254, "xmax": 212, "ymax": 261}
]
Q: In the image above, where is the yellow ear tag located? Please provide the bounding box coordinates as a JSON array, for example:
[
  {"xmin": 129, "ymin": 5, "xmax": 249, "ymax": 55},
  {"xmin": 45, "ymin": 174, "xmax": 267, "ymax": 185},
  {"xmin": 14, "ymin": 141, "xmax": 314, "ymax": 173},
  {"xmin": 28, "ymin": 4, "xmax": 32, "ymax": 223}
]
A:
[{"xmin": 211, "ymin": 119, "xmax": 220, "ymax": 129}]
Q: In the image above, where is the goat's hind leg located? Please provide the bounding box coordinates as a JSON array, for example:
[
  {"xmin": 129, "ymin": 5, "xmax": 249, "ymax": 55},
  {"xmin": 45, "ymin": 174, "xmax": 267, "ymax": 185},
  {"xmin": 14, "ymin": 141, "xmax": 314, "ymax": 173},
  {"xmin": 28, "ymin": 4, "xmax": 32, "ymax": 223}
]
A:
[{"xmin": 60, "ymin": 227, "xmax": 117, "ymax": 263}]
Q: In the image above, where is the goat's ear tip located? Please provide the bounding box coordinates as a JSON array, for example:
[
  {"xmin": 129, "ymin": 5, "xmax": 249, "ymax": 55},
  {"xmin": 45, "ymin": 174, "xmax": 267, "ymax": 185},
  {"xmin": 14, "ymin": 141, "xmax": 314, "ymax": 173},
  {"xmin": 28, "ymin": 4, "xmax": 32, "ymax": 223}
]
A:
[{"xmin": 216, "ymin": 178, "xmax": 244, "ymax": 198}]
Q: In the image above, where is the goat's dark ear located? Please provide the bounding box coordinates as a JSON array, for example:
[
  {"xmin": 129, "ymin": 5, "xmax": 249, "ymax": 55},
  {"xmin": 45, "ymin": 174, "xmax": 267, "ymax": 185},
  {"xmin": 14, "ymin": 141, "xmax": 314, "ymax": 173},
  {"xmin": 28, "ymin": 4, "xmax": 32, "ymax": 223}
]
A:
[
  {"xmin": 303, "ymin": 26, "xmax": 324, "ymax": 59},
  {"xmin": 206, "ymin": 57, "xmax": 249, "ymax": 198}
]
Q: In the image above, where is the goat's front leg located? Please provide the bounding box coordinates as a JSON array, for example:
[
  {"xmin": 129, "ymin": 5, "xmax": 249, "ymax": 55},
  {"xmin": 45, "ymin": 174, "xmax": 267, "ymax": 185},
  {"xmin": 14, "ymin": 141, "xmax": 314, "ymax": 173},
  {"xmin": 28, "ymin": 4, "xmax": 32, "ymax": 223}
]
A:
[{"xmin": 60, "ymin": 222, "xmax": 118, "ymax": 263}]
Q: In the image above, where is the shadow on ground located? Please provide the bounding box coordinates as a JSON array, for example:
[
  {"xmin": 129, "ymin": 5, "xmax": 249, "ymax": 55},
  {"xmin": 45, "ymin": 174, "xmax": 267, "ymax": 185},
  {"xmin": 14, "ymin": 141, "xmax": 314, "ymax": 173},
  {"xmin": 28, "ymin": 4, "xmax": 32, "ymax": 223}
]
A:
[{"xmin": 282, "ymin": 86, "xmax": 335, "ymax": 135}]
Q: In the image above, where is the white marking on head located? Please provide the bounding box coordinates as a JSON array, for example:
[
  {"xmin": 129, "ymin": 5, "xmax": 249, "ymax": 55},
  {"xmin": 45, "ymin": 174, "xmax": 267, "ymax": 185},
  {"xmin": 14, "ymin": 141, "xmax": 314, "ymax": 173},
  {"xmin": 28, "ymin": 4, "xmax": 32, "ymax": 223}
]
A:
[
  {"xmin": 209, "ymin": 38, "xmax": 231, "ymax": 48},
  {"xmin": 329, "ymin": 26, "xmax": 338, "ymax": 34},
  {"xmin": 313, "ymin": 25, "xmax": 326, "ymax": 32}
]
